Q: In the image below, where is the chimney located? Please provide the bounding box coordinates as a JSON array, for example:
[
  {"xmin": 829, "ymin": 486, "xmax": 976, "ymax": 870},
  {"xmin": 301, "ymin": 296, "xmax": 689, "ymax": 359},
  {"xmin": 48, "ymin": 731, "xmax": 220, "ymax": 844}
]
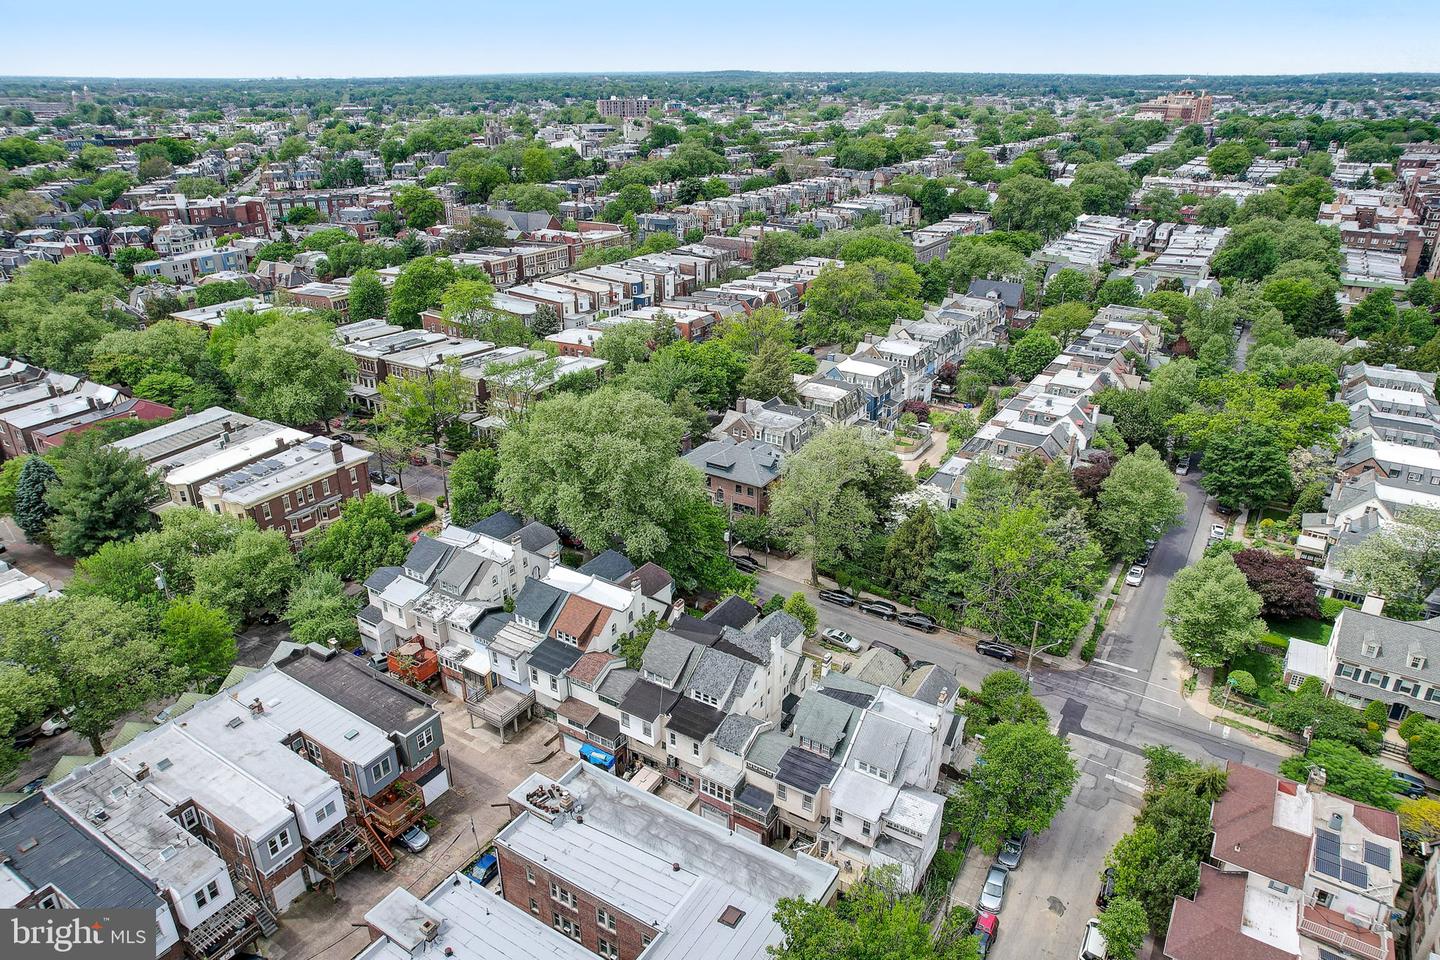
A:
[
  {"xmin": 330, "ymin": 439, "xmax": 343, "ymax": 464},
  {"xmin": 249, "ymin": 697, "xmax": 265, "ymax": 715},
  {"xmin": 1361, "ymin": 594, "xmax": 1386, "ymax": 616},
  {"xmin": 135, "ymin": 762, "xmax": 150, "ymax": 781},
  {"xmin": 630, "ymin": 576, "xmax": 642, "ymax": 595},
  {"xmin": 1308, "ymin": 765, "xmax": 1328, "ymax": 793}
]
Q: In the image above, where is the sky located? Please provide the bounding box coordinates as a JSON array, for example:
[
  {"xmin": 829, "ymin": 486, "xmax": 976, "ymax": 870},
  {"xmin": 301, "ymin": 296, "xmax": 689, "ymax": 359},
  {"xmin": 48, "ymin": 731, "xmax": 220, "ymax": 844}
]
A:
[{"xmin": 5, "ymin": 1, "xmax": 1440, "ymax": 79}]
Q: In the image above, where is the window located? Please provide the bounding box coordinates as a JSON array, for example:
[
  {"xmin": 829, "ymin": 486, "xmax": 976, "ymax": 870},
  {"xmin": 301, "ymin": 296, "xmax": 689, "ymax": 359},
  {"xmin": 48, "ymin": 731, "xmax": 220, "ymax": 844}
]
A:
[
  {"xmin": 834, "ymin": 810, "xmax": 846, "ymax": 826},
  {"xmin": 802, "ymin": 794, "xmax": 813, "ymax": 812},
  {"xmin": 552, "ymin": 914, "xmax": 581, "ymax": 941},
  {"xmin": 642, "ymin": 720, "xmax": 652, "ymax": 737},
  {"xmin": 266, "ymin": 829, "xmax": 292, "ymax": 858},
  {"xmin": 1397, "ymin": 679, "xmax": 1421, "ymax": 697},
  {"xmin": 597, "ymin": 907, "xmax": 617, "ymax": 931},
  {"xmin": 529, "ymin": 898, "xmax": 539, "ymax": 915},
  {"xmin": 526, "ymin": 867, "xmax": 535, "ymax": 884},
  {"xmin": 642, "ymin": 935, "xmax": 653, "ymax": 948},
  {"xmin": 181, "ymin": 807, "xmax": 199, "ymax": 830},
  {"xmin": 194, "ymin": 879, "xmax": 221, "ymax": 910},
  {"xmin": 1364, "ymin": 642, "xmax": 1383, "ymax": 658},
  {"xmin": 198, "ymin": 810, "xmax": 213, "ymax": 832},
  {"xmin": 692, "ymin": 741, "xmax": 699, "ymax": 757},
  {"xmin": 550, "ymin": 882, "xmax": 577, "ymax": 909},
  {"xmin": 530, "ymin": 668, "xmax": 539, "ymax": 684},
  {"xmin": 1314, "ymin": 888, "xmax": 1334, "ymax": 908},
  {"xmin": 315, "ymin": 800, "xmax": 337, "ymax": 824},
  {"xmin": 669, "ymin": 732, "xmax": 677, "ymax": 747},
  {"xmin": 1268, "ymin": 880, "xmax": 1290, "ymax": 894},
  {"xmin": 282, "ymin": 494, "xmax": 292, "ymax": 511},
  {"xmin": 777, "ymin": 784, "xmax": 788, "ymax": 800},
  {"xmin": 36, "ymin": 894, "xmax": 60, "ymax": 909},
  {"xmin": 861, "ymin": 820, "xmax": 871, "ymax": 837},
  {"xmin": 1413, "ymin": 655, "xmax": 1428, "ymax": 671},
  {"xmin": 370, "ymin": 756, "xmax": 392, "ymax": 781},
  {"xmin": 262, "ymin": 503, "xmax": 272, "ymax": 521},
  {"xmin": 598, "ymin": 939, "xmax": 619, "ymax": 959},
  {"xmin": 341, "ymin": 761, "xmax": 352, "ymax": 781},
  {"xmin": 416, "ymin": 728, "xmax": 434, "ymax": 751},
  {"xmin": 322, "ymin": 479, "xmax": 331, "ymax": 496}
]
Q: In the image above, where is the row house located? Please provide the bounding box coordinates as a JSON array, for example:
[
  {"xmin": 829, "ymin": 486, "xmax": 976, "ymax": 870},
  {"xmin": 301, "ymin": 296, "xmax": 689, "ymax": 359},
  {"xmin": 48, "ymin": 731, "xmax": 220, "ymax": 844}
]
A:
[
  {"xmin": 807, "ymin": 353, "xmax": 904, "ymax": 426},
  {"xmin": 197, "ymin": 435, "xmax": 372, "ymax": 539},
  {"xmin": 285, "ymin": 281, "xmax": 351, "ymax": 315},
  {"xmin": 1319, "ymin": 196, "xmax": 1426, "ymax": 277},
  {"xmin": 262, "ymin": 189, "xmax": 366, "ymax": 225},
  {"xmin": 1163, "ymin": 763, "xmax": 1400, "ymax": 960},
  {"xmin": 0, "ymin": 380, "xmax": 122, "ymax": 459},
  {"xmin": 1128, "ymin": 224, "xmax": 1230, "ymax": 297},
  {"xmin": 358, "ymin": 760, "xmax": 835, "ymax": 960},
  {"xmin": 154, "ymin": 223, "xmax": 214, "ymax": 256},
  {"xmin": 135, "ymin": 245, "xmax": 251, "ymax": 284},
  {"xmin": 1284, "ymin": 605, "xmax": 1440, "ymax": 724},
  {"xmin": 910, "ymin": 212, "xmax": 992, "ymax": 263}
]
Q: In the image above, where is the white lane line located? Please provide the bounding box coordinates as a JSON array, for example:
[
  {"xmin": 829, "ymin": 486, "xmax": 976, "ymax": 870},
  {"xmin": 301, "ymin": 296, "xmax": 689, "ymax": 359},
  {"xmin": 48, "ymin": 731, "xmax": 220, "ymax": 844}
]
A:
[
  {"xmin": 1070, "ymin": 674, "xmax": 1184, "ymax": 713},
  {"xmin": 1106, "ymin": 773, "xmax": 1146, "ymax": 793},
  {"xmin": 1091, "ymin": 658, "xmax": 1140, "ymax": 674}
]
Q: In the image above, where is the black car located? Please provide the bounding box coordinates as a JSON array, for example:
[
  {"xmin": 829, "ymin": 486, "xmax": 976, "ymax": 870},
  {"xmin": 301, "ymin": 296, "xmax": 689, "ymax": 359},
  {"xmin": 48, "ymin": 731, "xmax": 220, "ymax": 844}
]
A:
[
  {"xmin": 333, "ymin": 432, "xmax": 355, "ymax": 444},
  {"xmin": 732, "ymin": 555, "xmax": 759, "ymax": 573},
  {"xmin": 897, "ymin": 612, "xmax": 939, "ymax": 633},
  {"xmin": 818, "ymin": 589, "xmax": 856, "ymax": 607},
  {"xmin": 1394, "ymin": 770, "xmax": 1428, "ymax": 799},
  {"xmin": 1097, "ymin": 867, "xmax": 1116, "ymax": 909},
  {"xmin": 859, "ymin": 599, "xmax": 899, "ymax": 620},
  {"xmin": 975, "ymin": 640, "xmax": 1017, "ymax": 662},
  {"xmin": 370, "ymin": 470, "xmax": 399, "ymax": 486},
  {"xmin": 869, "ymin": 640, "xmax": 912, "ymax": 667}
]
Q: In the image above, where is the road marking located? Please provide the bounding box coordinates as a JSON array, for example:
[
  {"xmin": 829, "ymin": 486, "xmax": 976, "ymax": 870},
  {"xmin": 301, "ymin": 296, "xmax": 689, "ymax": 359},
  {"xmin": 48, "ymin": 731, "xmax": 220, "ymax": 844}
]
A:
[
  {"xmin": 1065, "ymin": 674, "xmax": 1184, "ymax": 713},
  {"xmin": 1106, "ymin": 773, "xmax": 1146, "ymax": 793},
  {"xmin": 1091, "ymin": 658, "xmax": 1139, "ymax": 673}
]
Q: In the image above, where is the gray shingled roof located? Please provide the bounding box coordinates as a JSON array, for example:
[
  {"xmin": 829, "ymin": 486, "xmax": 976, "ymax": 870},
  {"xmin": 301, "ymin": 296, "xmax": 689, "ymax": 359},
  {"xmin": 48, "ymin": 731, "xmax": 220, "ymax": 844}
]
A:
[
  {"xmin": 596, "ymin": 666, "xmax": 639, "ymax": 705},
  {"xmin": 901, "ymin": 664, "xmax": 960, "ymax": 707},
  {"xmin": 667, "ymin": 696, "xmax": 726, "ymax": 741},
  {"xmin": 470, "ymin": 612, "xmax": 512, "ymax": 643},
  {"xmin": 280, "ymin": 650, "xmax": 435, "ymax": 734},
  {"xmin": 579, "ymin": 549, "xmax": 636, "ymax": 583},
  {"xmin": 363, "ymin": 565, "xmax": 402, "ymax": 591},
  {"xmin": 529, "ymin": 638, "xmax": 585, "ymax": 677},
  {"xmin": 0, "ymin": 794, "xmax": 163, "ymax": 911},
  {"xmin": 515, "ymin": 521, "xmax": 559, "ymax": 553},
  {"xmin": 403, "ymin": 536, "xmax": 451, "ymax": 581},
  {"xmin": 688, "ymin": 646, "xmax": 748, "ymax": 705},
  {"xmin": 851, "ymin": 648, "xmax": 906, "ymax": 688},
  {"xmin": 640, "ymin": 629, "xmax": 700, "ymax": 687},
  {"xmin": 777, "ymin": 746, "xmax": 840, "ymax": 794},
  {"xmin": 512, "ymin": 578, "xmax": 566, "ymax": 628},
  {"xmin": 721, "ymin": 610, "xmax": 804, "ymax": 665},
  {"xmin": 468, "ymin": 509, "xmax": 524, "ymax": 540},
  {"xmin": 714, "ymin": 713, "xmax": 763, "ymax": 755},
  {"xmin": 358, "ymin": 603, "xmax": 383, "ymax": 625},
  {"xmin": 618, "ymin": 678, "xmax": 677, "ymax": 723},
  {"xmin": 745, "ymin": 730, "xmax": 792, "ymax": 774},
  {"xmin": 433, "ymin": 550, "xmax": 484, "ymax": 597},
  {"xmin": 683, "ymin": 438, "xmax": 784, "ymax": 489},
  {"xmin": 848, "ymin": 713, "xmax": 911, "ymax": 776},
  {"xmin": 705, "ymin": 595, "xmax": 758, "ymax": 630},
  {"xmin": 791, "ymin": 690, "xmax": 861, "ymax": 752}
]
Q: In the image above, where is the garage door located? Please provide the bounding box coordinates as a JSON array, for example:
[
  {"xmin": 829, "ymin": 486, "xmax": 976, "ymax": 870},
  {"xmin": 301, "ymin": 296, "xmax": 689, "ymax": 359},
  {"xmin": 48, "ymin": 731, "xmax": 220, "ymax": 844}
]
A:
[
  {"xmin": 443, "ymin": 675, "xmax": 463, "ymax": 698},
  {"xmin": 698, "ymin": 803, "xmax": 728, "ymax": 826},
  {"xmin": 562, "ymin": 734, "xmax": 582, "ymax": 758},
  {"xmin": 272, "ymin": 867, "xmax": 307, "ymax": 912},
  {"xmin": 734, "ymin": 823, "xmax": 763, "ymax": 843}
]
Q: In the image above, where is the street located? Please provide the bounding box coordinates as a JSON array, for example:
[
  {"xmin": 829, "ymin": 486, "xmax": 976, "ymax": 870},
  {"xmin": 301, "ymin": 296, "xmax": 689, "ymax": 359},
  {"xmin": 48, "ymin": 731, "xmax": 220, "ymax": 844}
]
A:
[{"xmin": 758, "ymin": 472, "xmax": 1288, "ymax": 960}]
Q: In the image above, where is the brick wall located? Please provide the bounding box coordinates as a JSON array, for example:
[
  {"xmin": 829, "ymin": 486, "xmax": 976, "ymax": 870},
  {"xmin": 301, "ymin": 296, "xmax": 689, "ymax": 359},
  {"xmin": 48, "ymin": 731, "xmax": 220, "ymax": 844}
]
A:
[{"xmin": 496, "ymin": 846, "xmax": 656, "ymax": 960}]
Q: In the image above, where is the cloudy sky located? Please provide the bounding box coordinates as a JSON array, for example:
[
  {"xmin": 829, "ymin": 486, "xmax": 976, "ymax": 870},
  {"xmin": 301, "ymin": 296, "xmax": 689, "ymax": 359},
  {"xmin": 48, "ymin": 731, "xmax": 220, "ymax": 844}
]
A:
[{"xmin": 6, "ymin": 1, "xmax": 1439, "ymax": 78}]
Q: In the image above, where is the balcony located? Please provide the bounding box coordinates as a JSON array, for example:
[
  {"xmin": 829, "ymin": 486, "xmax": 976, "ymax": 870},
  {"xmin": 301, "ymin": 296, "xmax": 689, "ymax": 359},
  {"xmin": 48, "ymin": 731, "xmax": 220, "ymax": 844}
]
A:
[
  {"xmin": 1299, "ymin": 907, "xmax": 1388, "ymax": 960},
  {"xmin": 364, "ymin": 778, "xmax": 425, "ymax": 838},
  {"xmin": 304, "ymin": 820, "xmax": 373, "ymax": 883},
  {"xmin": 183, "ymin": 889, "xmax": 271, "ymax": 959}
]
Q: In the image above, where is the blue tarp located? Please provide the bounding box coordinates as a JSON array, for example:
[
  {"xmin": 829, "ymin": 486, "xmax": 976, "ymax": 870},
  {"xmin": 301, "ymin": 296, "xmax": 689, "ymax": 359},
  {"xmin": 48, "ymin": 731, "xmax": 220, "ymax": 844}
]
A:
[{"xmin": 579, "ymin": 744, "xmax": 616, "ymax": 770}]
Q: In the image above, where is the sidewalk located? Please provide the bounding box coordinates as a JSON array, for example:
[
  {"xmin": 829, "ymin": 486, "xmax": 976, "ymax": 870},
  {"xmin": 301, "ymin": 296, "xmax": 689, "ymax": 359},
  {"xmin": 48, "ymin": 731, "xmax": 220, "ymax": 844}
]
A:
[{"xmin": 1185, "ymin": 672, "xmax": 1303, "ymax": 758}]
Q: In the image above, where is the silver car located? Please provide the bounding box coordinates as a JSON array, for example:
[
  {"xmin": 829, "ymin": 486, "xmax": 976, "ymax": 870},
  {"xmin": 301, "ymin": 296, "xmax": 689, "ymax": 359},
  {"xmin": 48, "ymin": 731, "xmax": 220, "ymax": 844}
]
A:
[
  {"xmin": 979, "ymin": 865, "xmax": 1008, "ymax": 913},
  {"xmin": 822, "ymin": 628, "xmax": 862, "ymax": 653}
]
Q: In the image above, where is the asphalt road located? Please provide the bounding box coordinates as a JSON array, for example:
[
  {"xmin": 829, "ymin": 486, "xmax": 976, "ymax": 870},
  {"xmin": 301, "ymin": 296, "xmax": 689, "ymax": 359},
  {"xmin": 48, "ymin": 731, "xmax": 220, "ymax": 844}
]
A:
[{"xmin": 758, "ymin": 471, "xmax": 1289, "ymax": 960}]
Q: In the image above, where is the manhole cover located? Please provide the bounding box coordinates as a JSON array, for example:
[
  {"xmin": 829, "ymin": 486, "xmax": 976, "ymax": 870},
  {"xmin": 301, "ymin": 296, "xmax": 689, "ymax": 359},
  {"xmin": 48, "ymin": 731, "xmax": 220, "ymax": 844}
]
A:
[{"xmin": 1048, "ymin": 896, "xmax": 1066, "ymax": 916}]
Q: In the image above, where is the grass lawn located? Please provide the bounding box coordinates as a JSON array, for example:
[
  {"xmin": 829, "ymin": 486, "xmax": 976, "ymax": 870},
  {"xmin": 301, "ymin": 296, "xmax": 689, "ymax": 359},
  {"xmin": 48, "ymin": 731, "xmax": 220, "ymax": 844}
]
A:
[
  {"xmin": 1261, "ymin": 616, "xmax": 1332, "ymax": 651},
  {"xmin": 1228, "ymin": 650, "xmax": 1284, "ymax": 703}
]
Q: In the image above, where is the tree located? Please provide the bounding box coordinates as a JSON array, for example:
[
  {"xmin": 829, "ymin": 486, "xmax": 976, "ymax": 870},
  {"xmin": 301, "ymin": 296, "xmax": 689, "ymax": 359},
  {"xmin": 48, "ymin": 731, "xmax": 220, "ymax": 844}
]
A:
[
  {"xmin": 1231, "ymin": 549, "xmax": 1321, "ymax": 620},
  {"xmin": 1095, "ymin": 445, "xmax": 1186, "ymax": 560},
  {"xmin": 1280, "ymin": 740, "xmax": 1399, "ymax": 810},
  {"xmin": 388, "ymin": 256, "xmax": 455, "ymax": 328},
  {"xmin": 1006, "ymin": 332, "xmax": 1061, "ymax": 381},
  {"xmin": 1273, "ymin": 677, "xmax": 1379, "ymax": 753},
  {"xmin": 1346, "ymin": 290, "xmax": 1399, "ymax": 340},
  {"xmin": 229, "ymin": 316, "xmax": 355, "ymax": 427},
  {"xmin": 498, "ymin": 388, "xmax": 706, "ymax": 561},
  {"xmin": 801, "ymin": 259, "xmax": 924, "ymax": 346},
  {"xmin": 448, "ymin": 448, "xmax": 501, "ymax": 527},
  {"xmin": 191, "ymin": 528, "xmax": 296, "ymax": 625},
  {"xmin": 1163, "ymin": 553, "xmax": 1266, "ymax": 667},
  {"xmin": 439, "ymin": 276, "xmax": 498, "ymax": 337},
  {"xmin": 113, "ymin": 245, "xmax": 159, "ymax": 278},
  {"xmin": 348, "ymin": 268, "xmax": 387, "ymax": 321},
  {"xmin": 1410, "ymin": 725, "xmax": 1440, "ymax": 780},
  {"xmin": 883, "ymin": 503, "xmax": 939, "ymax": 597},
  {"xmin": 739, "ymin": 339, "xmax": 799, "ymax": 403},
  {"xmin": 618, "ymin": 611, "xmax": 659, "ymax": 670},
  {"xmin": 990, "ymin": 174, "xmax": 1079, "ymax": 239},
  {"xmin": 1094, "ymin": 276, "xmax": 1140, "ymax": 308},
  {"xmin": 964, "ymin": 721, "xmax": 1078, "ymax": 854},
  {"xmin": 393, "ymin": 185, "xmax": 444, "ymax": 230},
  {"xmin": 0, "ymin": 596, "xmax": 185, "ymax": 756},
  {"xmin": 530, "ymin": 304, "xmax": 561, "ymax": 339},
  {"xmin": 300, "ymin": 494, "xmax": 411, "ymax": 582},
  {"xmin": 12, "ymin": 456, "xmax": 57, "ymax": 543},
  {"xmin": 944, "ymin": 237, "xmax": 1027, "ymax": 293},
  {"xmin": 720, "ymin": 305, "xmax": 794, "ymax": 356},
  {"xmin": 47, "ymin": 438, "xmax": 161, "ymax": 557},
  {"xmin": 1207, "ymin": 143, "xmax": 1254, "ymax": 178},
  {"xmin": 1041, "ymin": 270, "xmax": 1094, "ymax": 308},
  {"xmin": 783, "ymin": 593, "xmax": 818, "ymax": 635},
  {"xmin": 594, "ymin": 320, "xmax": 654, "ymax": 375},
  {"xmin": 285, "ymin": 569, "xmax": 361, "ymax": 648},
  {"xmin": 1336, "ymin": 506, "xmax": 1440, "ymax": 605},
  {"xmin": 159, "ymin": 600, "xmax": 237, "ymax": 687},
  {"xmin": 1097, "ymin": 898, "xmax": 1149, "ymax": 960},
  {"xmin": 138, "ymin": 154, "xmax": 173, "ymax": 182},
  {"xmin": 1199, "ymin": 424, "xmax": 1292, "ymax": 509},
  {"xmin": 0, "ymin": 454, "xmax": 27, "ymax": 515},
  {"xmin": 1400, "ymin": 797, "xmax": 1440, "ymax": 843},
  {"xmin": 770, "ymin": 427, "xmax": 886, "ymax": 584},
  {"xmin": 1072, "ymin": 162, "xmax": 1136, "ymax": 216},
  {"xmin": 961, "ymin": 669, "xmax": 1048, "ymax": 738}
]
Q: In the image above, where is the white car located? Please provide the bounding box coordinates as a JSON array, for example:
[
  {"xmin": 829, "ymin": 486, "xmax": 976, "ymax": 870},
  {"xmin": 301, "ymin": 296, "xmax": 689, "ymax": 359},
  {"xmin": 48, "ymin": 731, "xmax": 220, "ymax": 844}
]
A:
[
  {"xmin": 822, "ymin": 628, "xmax": 862, "ymax": 653},
  {"xmin": 1079, "ymin": 918, "xmax": 1108, "ymax": 960},
  {"xmin": 1125, "ymin": 566, "xmax": 1145, "ymax": 587},
  {"xmin": 41, "ymin": 706, "xmax": 75, "ymax": 736},
  {"xmin": 1209, "ymin": 523, "xmax": 1227, "ymax": 541}
]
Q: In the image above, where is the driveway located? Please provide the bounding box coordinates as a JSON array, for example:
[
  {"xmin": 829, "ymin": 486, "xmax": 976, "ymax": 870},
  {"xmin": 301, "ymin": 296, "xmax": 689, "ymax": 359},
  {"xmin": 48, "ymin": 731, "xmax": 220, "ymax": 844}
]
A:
[
  {"xmin": 0, "ymin": 516, "xmax": 75, "ymax": 589},
  {"xmin": 264, "ymin": 701, "xmax": 574, "ymax": 960}
]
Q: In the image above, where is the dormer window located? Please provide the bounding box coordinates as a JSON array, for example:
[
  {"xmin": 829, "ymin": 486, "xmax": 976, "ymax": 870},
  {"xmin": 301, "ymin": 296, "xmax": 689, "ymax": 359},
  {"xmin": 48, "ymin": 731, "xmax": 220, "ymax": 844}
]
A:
[
  {"xmin": 1364, "ymin": 642, "xmax": 1382, "ymax": 658},
  {"xmin": 1412, "ymin": 654, "xmax": 1428, "ymax": 671}
]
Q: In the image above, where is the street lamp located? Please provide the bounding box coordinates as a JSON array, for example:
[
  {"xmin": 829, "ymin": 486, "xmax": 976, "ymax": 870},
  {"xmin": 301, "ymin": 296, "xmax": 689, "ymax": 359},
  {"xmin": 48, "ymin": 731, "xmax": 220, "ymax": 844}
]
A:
[{"xmin": 1024, "ymin": 618, "xmax": 1069, "ymax": 683}]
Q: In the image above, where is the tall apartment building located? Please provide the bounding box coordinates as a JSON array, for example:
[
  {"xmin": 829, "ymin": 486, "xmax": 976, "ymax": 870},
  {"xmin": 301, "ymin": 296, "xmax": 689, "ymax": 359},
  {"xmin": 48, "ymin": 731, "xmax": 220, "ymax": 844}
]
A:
[
  {"xmin": 1133, "ymin": 89, "xmax": 1213, "ymax": 123},
  {"xmin": 595, "ymin": 96, "xmax": 656, "ymax": 119}
]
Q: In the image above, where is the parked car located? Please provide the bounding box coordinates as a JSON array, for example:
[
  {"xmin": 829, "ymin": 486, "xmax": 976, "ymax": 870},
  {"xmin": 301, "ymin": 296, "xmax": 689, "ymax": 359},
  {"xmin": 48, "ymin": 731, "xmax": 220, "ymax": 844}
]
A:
[
  {"xmin": 978, "ymin": 865, "xmax": 1008, "ymax": 913},
  {"xmin": 40, "ymin": 707, "xmax": 75, "ymax": 736},
  {"xmin": 1124, "ymin": 565, "xmax": 1145, "ymax": 587},
  {"xmin": 822, "ymin": 628, "xmax": 862, "ymax": 653},
  {"xmin": 976, "ymin": 640, "xmax": 1017, "ymax": 663},
  {"xmin": 974, "ymin": 912, "xmax": 997, "ymax": 957},
  {"xmin": 1080, "ymin": 918, "xmax": 1108, "ymax": 960},
  {"xmin": 398, "ymin": 824, "xmax": 430, "ymax": 853},
  {"xmin": 0, "ymin": 542, "xmax": 7, "ymax": 554},
  {"xmin": 997, "ymin": 832, "xmax": 1028, "ymax": 870},
  {"xmin": 818, "ymin": 589, "xmax": 856, "ymax": 607},
  {"xmin": 868, "ymin": 640, "xmax": 912, "ymax": 668},
  {"xmin": 11, "ymin": 731, "xmax": 36, "ymax": 750},
  {"xmin": 1393, "ymin": 770, "xmax": 1428, "ymax": 799},
  {"xmin": 858, "ymin": 599, "xmax": 898, "ymax": 620},
  {"xmin": 1209, "ymin": 523, "xmax": 1227, "ymax": 541},
  {"xmin": 368, "ymin": 653, "xmax": 390, "ymax": 673},
  {"xmin": 732, "ymin": 554, "xmax": 759, "ymax": 573},
  {"xmin": 409, "ymin": 453, "xmax": 428, "ymax": 466},
  {"xmin": 472, "ymin": 851, "xmax": 498, "ymax": 885},
  {"xmin": 20, "ymin": 776, "xmax": 46, "ymax": 795},
  {"xmin": 333, "ymin": 432, "xmax": 355, "ymax": 444},
  {"xmin": 897, "ymin": 612, "xmax": 939, "ymax": 633},
  {"xmin": 1175, "ymin": 455, "xmax": 1191, "ymax": 475},
  {"xmin": 1096, "ymin": 867, "xmax": 1116, "ymax": 908}
]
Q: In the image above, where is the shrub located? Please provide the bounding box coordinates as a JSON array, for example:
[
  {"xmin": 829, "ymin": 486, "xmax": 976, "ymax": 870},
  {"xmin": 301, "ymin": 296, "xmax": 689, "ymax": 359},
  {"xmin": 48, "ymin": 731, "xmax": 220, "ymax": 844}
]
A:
[
  {"xmin": 403, "ymin": 501, "xmax": 436, "ymax": 531},
  {"xmin": 1319, "ymin": 596, "xmax": 1359, "ymax": 621},
  {"xmin": 1399, "ymin": 713, "xmax": 1434, "ymax": 743},
  {"xmin": 1227, "ymin": 670, "xmax": 1258, "ymax": 697}
]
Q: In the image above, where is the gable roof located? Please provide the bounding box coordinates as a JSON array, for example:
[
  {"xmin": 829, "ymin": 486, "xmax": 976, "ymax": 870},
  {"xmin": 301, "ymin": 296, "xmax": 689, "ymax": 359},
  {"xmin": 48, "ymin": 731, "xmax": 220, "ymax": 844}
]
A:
[
  {"xmin": 777, "ymin": 746, "xmax": 840, "ymax": 794},
  {"xmin": 579, "ymin": 549, "xmax": 636, "ymax": 583},
  {"xmin": 666, "ymin": 696, "xmax": 726, "ymax": 742},
  {"xmin": 618, "ymin": 678, "xmax": 677, "ymax": 723},
  {"xmin": 714, "ymin": 714, "xmax": 764, "ymax": 755},
  {"xmin": 642, "ymin": 630, "xmax": 702, "ymax": 687},
  {"xmin": 550, "ymin": 594, "xmax": 611, "ymax": 647},
  {"xmin": 705, "ymin": 595, "xmax": 758, "ymax": 630},
  {"xmin": 791, "ymin": 690, "xmax": 862, "ymax": 752},
  {"xmin": 512, "ymin": 578, "xmax": 567, "ymax": 630},
  {"xmin": 529, "ymin": 638, "xmax": 585, "ymax": 678},
  {"xmin": 468, "ymin": 509, "xmax": 524, "ymax": 540},
  {"xmin": 1211, "ymin": 763, "xmax": 1312, "ymax": 888},
  {"xmin": 630, "ymin": 561, "xmax": 674, "ymax": 599}
]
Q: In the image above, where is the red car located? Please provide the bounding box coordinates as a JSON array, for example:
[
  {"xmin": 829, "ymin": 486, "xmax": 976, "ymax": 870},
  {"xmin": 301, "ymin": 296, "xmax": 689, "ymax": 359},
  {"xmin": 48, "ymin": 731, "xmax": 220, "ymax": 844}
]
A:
[{"xmin": 973, "ymin": 912, "xmax": 997, "ymax": 957}]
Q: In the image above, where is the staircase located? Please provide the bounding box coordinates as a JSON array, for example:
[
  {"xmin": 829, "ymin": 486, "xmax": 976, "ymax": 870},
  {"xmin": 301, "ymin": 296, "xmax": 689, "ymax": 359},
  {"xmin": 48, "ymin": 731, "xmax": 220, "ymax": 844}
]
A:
[
  {"xmin": 256, "ymin": 901, "xmax": 279, "ymax": 938},
  {"xmin": 360, "ymin": 815, "xmax": 395, "ymax": 871}
]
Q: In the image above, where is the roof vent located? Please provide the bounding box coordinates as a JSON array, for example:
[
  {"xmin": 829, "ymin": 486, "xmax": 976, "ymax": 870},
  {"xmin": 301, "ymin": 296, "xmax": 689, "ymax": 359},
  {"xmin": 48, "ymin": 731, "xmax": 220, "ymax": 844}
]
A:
[
  {"xmin": 344, "ymin": 729, "xmax": 359, "ymax": 740},
  {"xmin": 156, "ymin": 758, "xmax": 173, "ymax": 771},
  {"xmin": 226, "ymin": 716, "xmax": 244, "ymax": 729},
  {"xmin": 718, "ymin": 905, "xmax": 746, "ymax": 928},
  {"xmin": 1331, "ymin": 812, "xmax": 1344, "ymax": 831},
  {"xmin": 672, "ymin": 862, "xmax": 681, "ymax": 872}
]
